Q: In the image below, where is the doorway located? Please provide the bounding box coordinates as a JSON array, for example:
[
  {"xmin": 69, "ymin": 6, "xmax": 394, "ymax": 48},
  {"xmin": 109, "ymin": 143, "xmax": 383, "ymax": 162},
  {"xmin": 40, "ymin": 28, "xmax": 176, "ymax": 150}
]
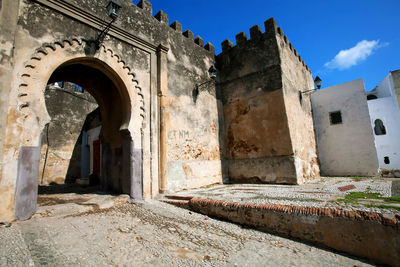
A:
[{"xmin": 14, "ymin": 55, "xmax": 144, "ymax": 220}]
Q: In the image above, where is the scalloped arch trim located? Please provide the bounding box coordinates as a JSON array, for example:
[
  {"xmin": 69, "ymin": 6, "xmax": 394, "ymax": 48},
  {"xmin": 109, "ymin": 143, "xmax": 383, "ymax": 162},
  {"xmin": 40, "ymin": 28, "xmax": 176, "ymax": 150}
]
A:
[{"xmin": 17, "ymin": 38, "xmax": 145, "ymax": 122}]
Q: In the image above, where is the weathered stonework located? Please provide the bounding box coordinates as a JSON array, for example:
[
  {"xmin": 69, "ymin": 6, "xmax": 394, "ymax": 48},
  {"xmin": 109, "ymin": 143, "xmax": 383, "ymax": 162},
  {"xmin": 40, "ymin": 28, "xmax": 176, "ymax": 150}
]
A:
[
  {"xmin": 0, "ymin": 0, "xmax": 221, "ymax": 221},
  {"xmin": 216, "ymin": 18, "xmax": 320, "ymax": 184},
  {"xmin": 38, "ymin": 83, "xmax": 98, "ymax": 185},
  {"xmin": 0, "ymin": 0, "xmax": 320, "ymax": 221}
]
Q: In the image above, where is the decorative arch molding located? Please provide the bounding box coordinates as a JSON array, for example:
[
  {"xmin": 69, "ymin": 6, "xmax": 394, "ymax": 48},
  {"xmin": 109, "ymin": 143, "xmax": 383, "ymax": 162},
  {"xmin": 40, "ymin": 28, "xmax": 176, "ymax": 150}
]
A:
[
  {"xmin": 16, "ymin": 38, "xmax": 145, "ymax": 148},
  {"xmin": 2, "ymin": 35, "xmax": 160, "ymax": 221}
]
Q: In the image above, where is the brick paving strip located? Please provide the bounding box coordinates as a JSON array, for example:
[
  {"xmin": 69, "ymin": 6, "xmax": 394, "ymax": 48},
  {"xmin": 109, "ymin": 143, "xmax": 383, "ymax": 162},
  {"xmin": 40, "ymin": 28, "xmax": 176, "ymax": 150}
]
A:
[
  {"xmin": 338, "ymin": 184, "xmax": 357, "ymax": 191},
  {"xmin": 162, "ymin": 196, "xmax": 400, "ymax": 266}
]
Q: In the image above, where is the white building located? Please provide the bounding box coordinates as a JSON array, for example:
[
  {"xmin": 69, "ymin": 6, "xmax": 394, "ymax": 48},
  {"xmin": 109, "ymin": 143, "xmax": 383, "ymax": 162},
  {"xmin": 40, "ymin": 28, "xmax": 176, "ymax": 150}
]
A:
[
  {"xmin": 311, "ymin": 79, "xmax": 379, "ymax": 176},
  {"xmin": 367, "ymin": 70, "xmax": 400, "ymax": 176}
]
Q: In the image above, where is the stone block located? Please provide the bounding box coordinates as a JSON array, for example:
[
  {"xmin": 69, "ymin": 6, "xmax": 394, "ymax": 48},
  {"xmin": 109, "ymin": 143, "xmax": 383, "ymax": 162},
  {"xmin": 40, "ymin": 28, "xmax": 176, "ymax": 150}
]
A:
[
  {"xmin": 154, "ymin": 10, "xmax": 168, "ymax": 24},
  {"xmin": 194, "ymin": 36, "xmax": 204, "ymax": 47},
  {"xmin": 170, "ymin": 21, "xmax": 182, "ymax": 32},
  {"xmin": 235, "ymin": 32, "xmax": 248, "ymax": 47},
  {"xmin": 264, "ymin": 17, "xmax": 277, "ymax": 36},
  {"xmin": 137, "ymin": 0, "xmax": 152, "ymax": 15},
  {"xmin": 183, "ymin": 29, "xmax": 194, "ymax": 39},
  {"xmin": 205, "ymin": 42, "xmax": 215, "ymax": 53},
  {"xmin": 221, "ymin": 39, "xmax": 233, "ymax": 52},
  {"xmin": 250, "ymin": 25, "xmax": 262, "ymax": 40}
]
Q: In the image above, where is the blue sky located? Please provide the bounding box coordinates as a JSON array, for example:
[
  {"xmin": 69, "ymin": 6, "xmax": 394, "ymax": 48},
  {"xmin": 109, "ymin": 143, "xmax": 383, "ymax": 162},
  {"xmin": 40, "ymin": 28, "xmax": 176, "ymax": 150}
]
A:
[{"xmin": 133, "ymin": 0, "xmax": 399, "ymax": 91}]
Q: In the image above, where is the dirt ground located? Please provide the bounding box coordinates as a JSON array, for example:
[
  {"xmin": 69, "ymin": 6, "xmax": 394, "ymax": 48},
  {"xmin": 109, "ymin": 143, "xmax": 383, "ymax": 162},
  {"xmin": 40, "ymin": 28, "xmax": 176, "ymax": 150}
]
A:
[{"xmin": 0, "ymin": 194, "xmax": 375, "ymax": 267}]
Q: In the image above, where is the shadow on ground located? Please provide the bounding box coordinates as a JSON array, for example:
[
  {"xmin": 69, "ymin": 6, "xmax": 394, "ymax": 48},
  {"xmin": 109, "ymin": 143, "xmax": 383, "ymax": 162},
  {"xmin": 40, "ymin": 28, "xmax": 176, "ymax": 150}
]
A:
[{"xmin": 38, "ymin": 184, "xmax": 104, "ymax": 195}]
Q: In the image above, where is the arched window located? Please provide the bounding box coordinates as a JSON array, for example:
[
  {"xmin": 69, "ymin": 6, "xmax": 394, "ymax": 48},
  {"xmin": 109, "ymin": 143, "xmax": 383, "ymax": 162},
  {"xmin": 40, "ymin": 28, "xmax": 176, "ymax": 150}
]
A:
[{"xmin": 374, "ymin": 119, "xmax": 386, "ymax": 135}]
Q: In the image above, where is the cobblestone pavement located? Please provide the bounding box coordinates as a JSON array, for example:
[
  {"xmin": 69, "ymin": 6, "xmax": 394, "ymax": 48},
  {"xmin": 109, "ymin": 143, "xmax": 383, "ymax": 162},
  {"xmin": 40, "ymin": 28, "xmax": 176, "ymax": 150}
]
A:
[
  {"xmin": 0, "ymin": 199, "xmax": 374, "ymax": 266},
  {"xmin": 167, "ymin": 177, "xmax": 400, "ymax": 215}
]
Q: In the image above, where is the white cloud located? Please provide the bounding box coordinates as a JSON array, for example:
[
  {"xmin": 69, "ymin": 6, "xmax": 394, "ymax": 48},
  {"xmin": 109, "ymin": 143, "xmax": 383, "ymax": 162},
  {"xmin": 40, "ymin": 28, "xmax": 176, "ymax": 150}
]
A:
[{"xmin": 324, "ymin": 40, "xmax": 384, "ymax": 70}]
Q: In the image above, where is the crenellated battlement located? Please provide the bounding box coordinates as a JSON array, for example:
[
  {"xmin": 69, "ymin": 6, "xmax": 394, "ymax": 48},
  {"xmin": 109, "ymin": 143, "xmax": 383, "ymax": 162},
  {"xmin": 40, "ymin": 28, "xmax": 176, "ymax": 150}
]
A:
[
  {"xmin": 1, "ymin": 0, "xmax": 324, "ymax": 223},
  {"xmin": 275, "ymin": 26, "xmax": 311, "ymax": 72},
  {"xmin": 137, "ymin": 0, "xmax": 152, "ymax": 15},
  {"xmin": 154, "ymin": 10, "xmax": 168, "ymax": 24},
  {"xmin": 132, "ymin": 0, "xmax": 214, "ymax": 54},
  {"xmin": 218, "ymin": 18, "xmax": 311, "ymax": 73}
]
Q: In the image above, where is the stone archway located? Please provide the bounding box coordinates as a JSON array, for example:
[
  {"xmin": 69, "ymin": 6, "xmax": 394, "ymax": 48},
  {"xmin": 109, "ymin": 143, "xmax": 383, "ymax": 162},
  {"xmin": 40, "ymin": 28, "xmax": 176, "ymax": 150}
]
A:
[{"xmin": 7, "ymin": 38, "xmax": 146, "ymax": 220}]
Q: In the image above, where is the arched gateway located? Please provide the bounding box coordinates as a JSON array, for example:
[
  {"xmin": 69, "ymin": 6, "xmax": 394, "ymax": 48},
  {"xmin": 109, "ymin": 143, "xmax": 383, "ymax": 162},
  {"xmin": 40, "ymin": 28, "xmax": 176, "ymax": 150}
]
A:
[
  {"xmin": 1, "ymin": 0, "xmax": 322, "ymax": 223},
  {"xmin": 8, "ymin": 39, "xmax": 148, "ymax": 219},
  {"xmin": 0, "ymin": 0, "xmax": 223, "ymax": 223}
]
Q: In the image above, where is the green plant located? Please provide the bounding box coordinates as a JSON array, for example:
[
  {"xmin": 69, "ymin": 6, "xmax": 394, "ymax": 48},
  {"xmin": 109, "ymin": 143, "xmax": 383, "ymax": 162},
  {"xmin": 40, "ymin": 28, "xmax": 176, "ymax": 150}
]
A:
[{"xmin": 336, "ymin": 192, "xmax": 400, "ymax": 210}]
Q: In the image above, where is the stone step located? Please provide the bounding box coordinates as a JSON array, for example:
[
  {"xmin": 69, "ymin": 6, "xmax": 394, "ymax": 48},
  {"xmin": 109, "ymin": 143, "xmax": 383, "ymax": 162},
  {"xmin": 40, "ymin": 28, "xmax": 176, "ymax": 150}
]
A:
[
  {"xmin": 160, "ymin": 199, "xmax": 190, "ymax": 209},
  {"xmin": 164, "ymin": 195, "xmax": 194, "ymax": 200}
]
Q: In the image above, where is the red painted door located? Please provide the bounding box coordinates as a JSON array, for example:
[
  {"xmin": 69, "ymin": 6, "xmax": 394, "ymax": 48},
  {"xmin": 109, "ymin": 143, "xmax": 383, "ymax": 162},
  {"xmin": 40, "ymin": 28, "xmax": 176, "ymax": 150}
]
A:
[{"xmin": 93, "ymin": 139, "xmax": 101, "ymax": 175}]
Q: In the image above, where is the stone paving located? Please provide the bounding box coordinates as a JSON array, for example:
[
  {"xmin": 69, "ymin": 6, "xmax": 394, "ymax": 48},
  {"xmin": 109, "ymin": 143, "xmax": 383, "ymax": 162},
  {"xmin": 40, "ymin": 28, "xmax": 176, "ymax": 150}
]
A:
[
  {"xmin": 164, "ymin": 177, "xmax": 400, "ymax": 215},
  {"xmin": 1, "ymin": 178, "xmax": 398, "ymax": 266},
  {"xmin": 0, "ymin": 197, "xmax": 374, "ymax": 266}
]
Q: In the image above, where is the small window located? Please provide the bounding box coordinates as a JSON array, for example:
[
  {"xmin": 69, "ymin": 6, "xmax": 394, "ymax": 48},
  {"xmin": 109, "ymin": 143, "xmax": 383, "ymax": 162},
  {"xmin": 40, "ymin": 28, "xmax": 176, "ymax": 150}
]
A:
[
  {"xmin": 329, "ymin": 111, "xmax": 342, "ymax": 125},
  {"xmin": 367, "ymin": 95, "xmax": 377, "ymax": 100},
  {"xmin": 384, "ymin": 156, "xmax": 390, "ymax": 164},
  {"xmin": 374, "ymin": 119, "xmax": 386, "ymax": 135}
]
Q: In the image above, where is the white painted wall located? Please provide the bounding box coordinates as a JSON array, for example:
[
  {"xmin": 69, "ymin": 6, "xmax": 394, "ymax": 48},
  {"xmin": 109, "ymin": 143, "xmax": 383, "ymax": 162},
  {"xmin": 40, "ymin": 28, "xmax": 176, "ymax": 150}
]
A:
[
  {"xmin": 367, "ymin": 72, "xmax": 400, "ymax": 173},
  {"xmin": 311, "ymin": 79, "xmax": 379, "ymax": 176},
  {"xmin": 370, "ymin": 74, "xmax": 394, "ymax": 98}
]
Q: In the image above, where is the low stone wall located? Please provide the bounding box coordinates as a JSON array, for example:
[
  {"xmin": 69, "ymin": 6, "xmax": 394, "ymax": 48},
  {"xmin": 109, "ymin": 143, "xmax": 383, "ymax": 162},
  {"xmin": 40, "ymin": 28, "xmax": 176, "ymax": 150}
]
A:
[{"xmin": 185, "ymin": 198, "xmax": 400, "ymax": 266}]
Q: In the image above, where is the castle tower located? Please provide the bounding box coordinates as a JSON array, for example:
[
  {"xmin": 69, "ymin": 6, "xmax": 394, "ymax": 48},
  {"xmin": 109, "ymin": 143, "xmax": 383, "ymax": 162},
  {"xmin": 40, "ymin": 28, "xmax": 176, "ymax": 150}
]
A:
[{"xmin": 217, "ymin": 18, "xmax": 320, "ymax": 184}]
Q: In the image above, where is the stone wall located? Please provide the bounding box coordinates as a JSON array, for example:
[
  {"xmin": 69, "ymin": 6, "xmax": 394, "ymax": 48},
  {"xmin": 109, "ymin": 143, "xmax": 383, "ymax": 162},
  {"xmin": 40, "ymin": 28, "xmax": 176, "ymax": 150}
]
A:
[
  {"xmin": 276, "ymin": 25, "xmax": 320, "ymax": 183},
  {"xmin": 217, "ymin": 18, "xmax": 319, "ymax": 184},
  {"xmin": 163, "ymin": 17, "xmax": 222, "ymax": 192},
  {"xmin": 0, "ymin": 0, "xmax": 20, "ymax": 221},
  {"xmin": 0, "ymin": 0, "xmax": 222, "ymax": 221},
  {"xmin": 63, "ymin": 0, "xmax": 223, "ymax": 193},
  {"xmin": 1, "ymin": 0, "xmax": 324, "ymax": 221},
  {"xmin": 38, "ymin": 83, "xmax": 98, "ymax": 185}
]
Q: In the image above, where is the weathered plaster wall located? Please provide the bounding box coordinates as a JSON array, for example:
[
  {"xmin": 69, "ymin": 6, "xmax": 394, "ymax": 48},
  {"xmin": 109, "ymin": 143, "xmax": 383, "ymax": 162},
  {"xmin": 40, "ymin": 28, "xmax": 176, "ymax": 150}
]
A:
[
  {"xmin": 0, "ymin": 0, "xmax": 20, "ymax": 221},
  {"xmin": 164, "ymin": 17, "xmax": 222, "ymax": 192},
  {"xmin": 68, "ymin": 0, "xmax": 222, "ymax": 193},
  {"xmin": 276, "ymin": 27, "xmax": 320, "ymax": 183},
  {"xmin": 0, "ymin": 0, "xmax": 222, "ymax": 220},
  {"xmin": 311, "ymin": 79, "xmax": 379, "ymax": 176},
  {"xmin": 1, "ymin": 0, "xmax": 152, "ymax": 220},
  {"xmin": 38, "ymin": 83, "xmax": 98, "ymax": 185},
  {"xmin": 216, "ymin": 18, "xmax": 318, "ymax": 184}
]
